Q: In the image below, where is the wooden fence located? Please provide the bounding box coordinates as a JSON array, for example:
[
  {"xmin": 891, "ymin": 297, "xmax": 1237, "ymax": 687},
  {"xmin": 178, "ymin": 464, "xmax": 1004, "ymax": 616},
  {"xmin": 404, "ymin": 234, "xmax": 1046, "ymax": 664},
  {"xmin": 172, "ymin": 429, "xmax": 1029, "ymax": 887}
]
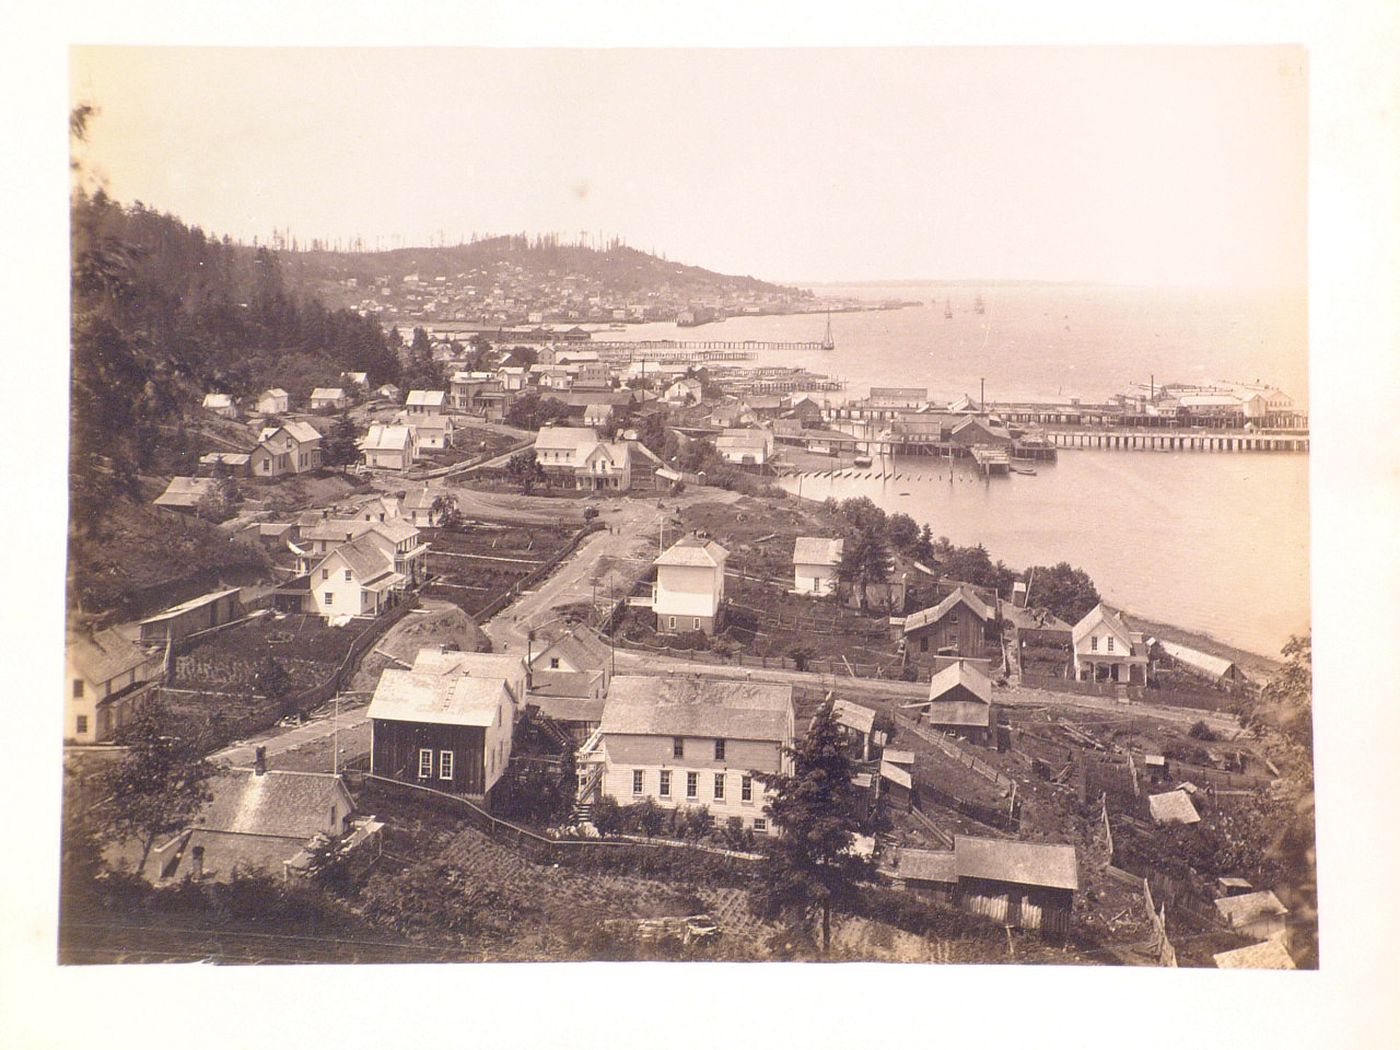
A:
[
  {"xmin": 1020, "ymin": 672, "xmax": 1241, "ymax": 714},
  {"xmin": 470, "ymin": 521, "xmax": 605, "ymax": 623},
  {"xmin": 894, "ymin": 714, "xmax": 1018, "ymax": 794},
  {"xmin": 283, "ymin": 597, "xmax": 420, "ymax": 716},
  {"xmin": 356, "ymin": 774, "xmax": 764, "ymax": 866}
]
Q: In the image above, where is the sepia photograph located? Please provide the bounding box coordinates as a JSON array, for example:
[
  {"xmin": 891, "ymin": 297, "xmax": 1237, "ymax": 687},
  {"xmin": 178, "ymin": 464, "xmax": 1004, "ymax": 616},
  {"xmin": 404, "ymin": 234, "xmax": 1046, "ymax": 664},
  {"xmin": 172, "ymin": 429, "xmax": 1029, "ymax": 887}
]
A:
[{"xmin": 10, "ymin": 3, "xmax": 1399, "ymax": 1044}]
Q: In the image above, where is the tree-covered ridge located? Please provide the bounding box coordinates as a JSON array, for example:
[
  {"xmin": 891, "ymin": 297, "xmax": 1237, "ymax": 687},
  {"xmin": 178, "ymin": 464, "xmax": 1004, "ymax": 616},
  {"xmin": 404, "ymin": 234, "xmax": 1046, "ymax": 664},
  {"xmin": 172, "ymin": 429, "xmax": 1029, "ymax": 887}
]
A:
[{"xmin": 69, "ymin": 189, "xmax": 399, "ymax": 512}]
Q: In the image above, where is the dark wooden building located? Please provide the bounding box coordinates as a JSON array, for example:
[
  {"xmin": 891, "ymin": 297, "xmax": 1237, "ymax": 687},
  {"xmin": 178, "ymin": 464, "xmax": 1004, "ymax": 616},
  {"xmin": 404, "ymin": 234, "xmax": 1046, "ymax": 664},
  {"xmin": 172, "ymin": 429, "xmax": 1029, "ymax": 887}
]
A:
[
  {"xmin": 903, "ymin": 585, "xmax": 998, "ymax": 667},
  {"xmin": 138, "ymin": 587, "xmax": 244, "ymax": 647},
  {"xmin": 367, "ymin": 659, "xmax": 519, "ymax": 804},
  {"xmin": 917, "ymin": 660, "xmax": 995, "ymax": 746},
  {"xmin": 952, "ymin": 835, "xmax": 1078, "ymax": 936}
]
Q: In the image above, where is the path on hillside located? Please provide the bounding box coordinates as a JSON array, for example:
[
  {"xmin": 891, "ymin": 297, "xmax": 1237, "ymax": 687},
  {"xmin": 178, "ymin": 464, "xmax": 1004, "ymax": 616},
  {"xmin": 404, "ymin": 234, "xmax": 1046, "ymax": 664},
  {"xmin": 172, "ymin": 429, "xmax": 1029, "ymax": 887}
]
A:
[{"xmin": 480, "ymin": 488, "xmax": 743, "ymax": 652}]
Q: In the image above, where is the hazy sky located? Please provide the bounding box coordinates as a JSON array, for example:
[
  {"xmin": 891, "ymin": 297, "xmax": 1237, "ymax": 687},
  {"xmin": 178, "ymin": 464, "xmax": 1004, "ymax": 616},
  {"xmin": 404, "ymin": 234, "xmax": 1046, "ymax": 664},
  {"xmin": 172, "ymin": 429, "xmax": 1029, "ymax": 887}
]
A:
[{"xmin": 70, "ymin": 46, "xmax": 1306, "ymax": 287}]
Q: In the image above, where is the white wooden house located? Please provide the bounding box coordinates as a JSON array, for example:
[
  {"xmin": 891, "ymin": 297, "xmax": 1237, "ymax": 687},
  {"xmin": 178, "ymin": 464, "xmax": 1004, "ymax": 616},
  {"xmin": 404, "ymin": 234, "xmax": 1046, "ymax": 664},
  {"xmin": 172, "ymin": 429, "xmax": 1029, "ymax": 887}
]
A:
[
  {"xmin": 309, "ymin": 387, "xmax": 349, "ymax": 412},
  {"xmin": 361, "ymin": 425, "xmax": 419, "ymax": 471},
  {"xmin": 202, "ymin": 392, "xmax": 237, "ymax": 418},
  {"xmin": 65, "ymin": 627, "xmax": 160, "ymax": 744},
  {"xmin": 793, "ymin": 536, "xmax": 844, "ymax": 595},
  {"xmin": 652, "ymin": 535, "xmax": 728, "ymax": 635},
  {"xmin": 575, "ymin": 675, "xmax": 794, "ymax": 834},
  {"xmin": 1071, "ymin": 603, "xmax": 1150, "ymax": 684}
]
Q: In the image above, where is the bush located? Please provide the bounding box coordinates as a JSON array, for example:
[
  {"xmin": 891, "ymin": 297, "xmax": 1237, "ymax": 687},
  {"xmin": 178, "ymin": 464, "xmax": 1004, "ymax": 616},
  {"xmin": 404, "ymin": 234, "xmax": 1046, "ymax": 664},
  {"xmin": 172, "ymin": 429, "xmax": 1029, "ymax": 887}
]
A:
[
  {"xmin": 591, "ymin": 794, "xmax": 624, "ymax": 837},
  {"xmin": 1188, "ymin": 720, "xmax": 1219, "ymax": 742}
]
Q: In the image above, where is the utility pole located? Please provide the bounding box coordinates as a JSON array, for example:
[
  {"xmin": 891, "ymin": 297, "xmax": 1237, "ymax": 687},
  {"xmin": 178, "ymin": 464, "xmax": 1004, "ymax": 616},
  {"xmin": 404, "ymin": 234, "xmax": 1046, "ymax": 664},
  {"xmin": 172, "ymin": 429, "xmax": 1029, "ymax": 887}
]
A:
[{"xmin": 332, "ymin": 693, "xmax": 340, "ymax": 777}]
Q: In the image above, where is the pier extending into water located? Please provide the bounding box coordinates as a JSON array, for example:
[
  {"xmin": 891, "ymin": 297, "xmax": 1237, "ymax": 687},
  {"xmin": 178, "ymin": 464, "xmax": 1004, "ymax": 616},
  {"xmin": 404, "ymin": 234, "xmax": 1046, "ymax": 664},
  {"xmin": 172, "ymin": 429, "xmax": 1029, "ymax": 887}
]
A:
[
  {"xmin": 591, "ymin": 338, "xmax": 830, "ymax": 353},
  {"xmin": 1046, "ymin": 429, "xmax": 1309, "ymax": 452}
]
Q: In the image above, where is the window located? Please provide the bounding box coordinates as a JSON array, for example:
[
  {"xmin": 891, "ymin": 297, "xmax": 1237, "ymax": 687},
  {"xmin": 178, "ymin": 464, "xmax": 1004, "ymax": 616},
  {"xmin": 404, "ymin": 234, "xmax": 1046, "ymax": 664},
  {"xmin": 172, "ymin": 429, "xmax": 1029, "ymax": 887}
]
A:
[
  {"xmin": 753, "ymin": 818, "xmax": 768, "ymax": 834},
  {"xmin": 693, "ymin": 618, "xmax": 701, "ymax": 631},
  {"xmin": 345, "ymin": 569, "xmax": 353, "ymax": 581},
  {"xmin": 714, "ymin": 739, "xmax": 726, "ymax": 761},
  {"xmin": 686, "ymin": 772, "xmax": 698, "ymax": 799},
  {"xmin": 668, "ymin": 616, "xmax": 677, "ymax": 630},
  {"xmin": 76, "ymin": 715, "xmax": 88, "ymax": 735},
  {"xmin": 418, "ymin": 749, "xmax": 433, "ymax": 778},
  {"xmin": 322, "ymin": 568, "xmax": 330, "ymax": 581},
  {"xmin": 920, "ymin": 637, "xmax": 929, "ymax": 653},
  {"xmin": 673, "ymin": 737, "xmax": 685, "ymax": 759},
  {"xmin": 632, "ymin": 769, "xmax": 644, "ymax": 795},
  {"xmin": 713, "ymin": 774, "xmax": 725, "ymax": 800},
  {"xmin": 1106, "ymin": 636, "xmax": 1115, "ymax": 653},
  {"xmin": 324, "ymin": 592, "xmax": 334, "ymax": 605},
  {"xmin": 72, "ymin": 679, "xmax": 83, "ymax": 699},
  {"xmin": 439, "ymin": 751, "xmax": 454, "ymax": 780},
  {"xmin": 741, "ymin": 775, "xmax": 753, "ymax": 802},
  {"xmin": 549, "ymin": 657, "xmax": 560, "ymax": 669},
  {"xmin": 659, "ymin": 770, "xmax": 671, "ymax": 798},
  {"xmin": 1090, "ymin": 636, "xmax": 1098, "ymax": 652}
]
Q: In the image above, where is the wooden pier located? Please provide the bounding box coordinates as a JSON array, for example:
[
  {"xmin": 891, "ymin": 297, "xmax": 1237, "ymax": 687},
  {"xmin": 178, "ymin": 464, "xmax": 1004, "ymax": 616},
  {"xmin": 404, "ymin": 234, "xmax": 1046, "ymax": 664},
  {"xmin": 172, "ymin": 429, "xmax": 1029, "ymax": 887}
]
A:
[
  {"xmin": 589, "ymin": 338, "xmax": 830, "ymax": 352},
  {"xmin": 1046, "ymin": 429, "xmax": 1309, "ymax": 452}
]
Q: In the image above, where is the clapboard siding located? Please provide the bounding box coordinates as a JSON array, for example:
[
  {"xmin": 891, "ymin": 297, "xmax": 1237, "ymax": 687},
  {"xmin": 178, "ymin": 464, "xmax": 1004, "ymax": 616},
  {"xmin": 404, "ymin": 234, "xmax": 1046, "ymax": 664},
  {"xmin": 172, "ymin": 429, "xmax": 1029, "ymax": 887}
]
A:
[{"xmin": 372, "ymin": 719, "xmax": 486, "ymax": 796}]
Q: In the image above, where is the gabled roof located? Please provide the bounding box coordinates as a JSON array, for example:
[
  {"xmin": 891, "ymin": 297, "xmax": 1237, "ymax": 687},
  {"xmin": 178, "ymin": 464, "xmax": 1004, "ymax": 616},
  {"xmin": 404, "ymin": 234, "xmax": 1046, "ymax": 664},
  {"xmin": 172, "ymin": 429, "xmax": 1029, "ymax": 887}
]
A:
[
  {"xmin": 896, "ymin": 848, "xmax": 957, "ymax": 884},
  {"xmin": 1071, "ymin": 603, "xmax": 1139, "ymax": 650},
  {"xmin": 903, "ymin": 586, "xmax": 993, "ymax": 634},
  {"xmin": 954, "ymin": 835, "xmax": 1079, "ymax": 891},
  {"xmin": 202, "ymin": 393, "xmax": 233, "ymax": 409},
  {"xmin": 310, "ymin": 387, "xmax": 346, "ymax": 400},
  {"xmin": 794, "ymin": 536, "xmax": 844, "ymax": 567},
  {"xmin": 153, "ymin": 476, "xmax": 217, "ymax": 507},
  {"xmin": 832, "ymin": 699, "xmax": 876, "ymax": 736},
  {"xmin": 68, "ymin": 628, "xmax": 153, "ymax": 685},
  {"xmin": 1212, "ymin": 939, "xmax": 1296, "ymax": 970},
  {"xmin": 410, "ymin": 648, "xmax": 526, "ymax": 692},
  {"xmin": 406, "ymin": 389, "xmax": 447, "ymax": 407},
  {"xmin": 1157, "ymin": 640, "xmax": 1236, "ymax": 680},
  {"xmin": 534, "ymin": 426, "xmax": 599, "ymax": 453},
  {"xmin": 367, "ymin": 518, "xmax": 420, "ymax": 545},
  {"xmin": 600, "ymin": 676, "xmax": 793, "ymax": 742},
  {"xmin": 1148, "ymin": 789, "xmax": 1202, "ymax": 825},
  {"xmin": 533, "ymin": 628, "xmax": 610, "ymax": 672},
  {"xmin": 194, "ymin": 769, "xmax": 354, "ymax": 840},
  {"xmin": 199, "ymin": 452, "xmax": 251, "ymax": 467},
  {"xmin": 298, "ymin": 519, "xmax": 374, "ymax": 544},
  {"xmin": 261, "ymin": 388, "xmax": 289, "ymax": 398},
  {"xmin": 367, "ymin": 668, "xmax": 510, "ymax": 727},
  {"xmin": 716, "ymin": 429, "xmax": 770, "ymax": 451},
  {"xmin": 580, "ymin": 441, "xmax": 630, "ymax": 469},
  {"xmin": 327, "ymin": 533, "xmax": 397, "ymax": 584},
  {"xmin": 654, "ymin": 535, "xmax": 728, "ymax": 568},
  {"xmin": 282, "ymin": 421, "xmax": 322, "ymax": 444},
  {"xmin": 1215, "ymin": 890, "xmax": 1288, "ymax": 929},
  {"xmin": 928, "ymin": 660, "xmax": 994, "ymax": 705},
  {"xmin": 584, "ymin": 402, "xmax": 614, "ymax": 417},
  {"xmin": 361, "ymin": 424, "xmax": 414, "ymax": 453},
  {"xmin": 879, "ymin": 760, "xmax": 912, "ymax": 790}
]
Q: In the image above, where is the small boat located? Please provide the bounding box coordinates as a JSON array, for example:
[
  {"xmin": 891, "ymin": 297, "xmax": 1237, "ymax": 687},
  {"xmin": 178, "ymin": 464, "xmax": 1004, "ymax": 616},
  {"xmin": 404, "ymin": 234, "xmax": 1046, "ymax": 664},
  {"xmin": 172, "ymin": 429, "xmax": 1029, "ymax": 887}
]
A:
[
  {"xmin": 853, "ymin": 454, "xmax": 873, "ymax": 468},
  {"xmin": 898, "ymin": 491, "xmax": 911, "ymax": 496},
  {"xmin": 1011, "ymin": 466, "xmax": 1037, "ymax": 476}
]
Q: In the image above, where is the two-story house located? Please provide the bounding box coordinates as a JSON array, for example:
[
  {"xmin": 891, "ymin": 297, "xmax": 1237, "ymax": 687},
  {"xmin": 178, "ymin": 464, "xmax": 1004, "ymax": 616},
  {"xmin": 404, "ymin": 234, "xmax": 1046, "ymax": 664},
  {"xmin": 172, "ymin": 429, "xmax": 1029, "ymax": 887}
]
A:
[
  {"xmin": 368, "ymin": 648, "xmax": 524, "ymax": 805},
  {"xmin": 404, "ymin": 390, "xmax": 447, "ymax": 417},
  {"xmin": 903, "ymin": 585, "xmax": 998, "ymax": 668},
  {"xmin": 65, "ymin": 627, "xmax": 160, "ymax": 744},
  {"xmin": 652, "ymin": 535, "xmax": 728, "ymax": 635},
  {"xmin": 1071, "ymin": 603, "xmax": 1150, "ymax": 684},
  {"xmin": 577, "ymin": 675, "xmax": 795, "ymax": 834},
  {"xmin": 577, "ymin": 440, "xmax": 631, "ymax": 492},
  {"xmin": 202, "ymin": 392, "xmax": 237, "ymax": 418},
  {"xmin": 308, "ymin": 534, "xmax": 405, "ymax": 619},
  {"xmin": 361, "ymin": 424, "xmax": 419, "ymax": 471},
  {"xmin": 715, "ymin": 427, "xmax": 774, "ymax": 467},
  {"xmin": 253, "ymin": 422, "xmax": 323, "ymax": 477},
  {"xmin": 533, "ymin": 426, "xmax": 600, "ymax": 480}
]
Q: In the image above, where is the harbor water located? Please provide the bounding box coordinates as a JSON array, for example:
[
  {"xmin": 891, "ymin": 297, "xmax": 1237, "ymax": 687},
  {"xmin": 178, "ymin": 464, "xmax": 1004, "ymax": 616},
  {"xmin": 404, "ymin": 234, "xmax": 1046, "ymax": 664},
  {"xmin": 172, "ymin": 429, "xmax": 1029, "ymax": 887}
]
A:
[{"xmin": 606, "ymin": 283, "xmax": 1310, "ymax": 657}]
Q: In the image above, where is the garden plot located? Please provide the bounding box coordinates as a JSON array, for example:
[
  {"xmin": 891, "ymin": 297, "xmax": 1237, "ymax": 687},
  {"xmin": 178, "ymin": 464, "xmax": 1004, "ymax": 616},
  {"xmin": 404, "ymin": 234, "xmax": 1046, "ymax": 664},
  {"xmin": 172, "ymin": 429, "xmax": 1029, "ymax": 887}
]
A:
[{"xmin": 422, "ymin": 521, "xmax": 575, "ymax": 617}]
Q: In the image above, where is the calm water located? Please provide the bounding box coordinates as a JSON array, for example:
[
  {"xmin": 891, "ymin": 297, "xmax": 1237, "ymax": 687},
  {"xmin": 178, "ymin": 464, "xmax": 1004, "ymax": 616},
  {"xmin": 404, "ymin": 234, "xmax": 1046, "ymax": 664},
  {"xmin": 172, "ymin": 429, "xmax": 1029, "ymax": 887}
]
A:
[
  {"xmin": 778, "ymin": 451, "xmax": 1309, "ymax": 659},
  {"xmin": 604, "ymin": 283, "xmax": 1310, "ymax": 657},
  {"xmin": 604, "ymin": 282, "xmax": 1308, "ymax": 405}
]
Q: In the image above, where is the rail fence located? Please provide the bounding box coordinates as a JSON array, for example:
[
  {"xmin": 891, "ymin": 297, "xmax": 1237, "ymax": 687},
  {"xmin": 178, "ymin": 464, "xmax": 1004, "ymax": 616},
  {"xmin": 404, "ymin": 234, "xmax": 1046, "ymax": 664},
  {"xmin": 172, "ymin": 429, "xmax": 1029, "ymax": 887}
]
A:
[
  {"xmin": 894, "ymin": 714, "xmax": 1017, "ymax": 793},
  {"xmin": 471, "ymin": 521, "xmax": 606, "ymax": 623}
]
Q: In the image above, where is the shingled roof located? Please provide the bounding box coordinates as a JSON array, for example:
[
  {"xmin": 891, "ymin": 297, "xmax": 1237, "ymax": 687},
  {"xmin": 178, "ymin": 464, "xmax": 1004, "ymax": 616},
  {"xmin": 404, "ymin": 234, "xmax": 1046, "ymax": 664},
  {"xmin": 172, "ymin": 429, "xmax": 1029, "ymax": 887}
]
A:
[
  {"xmin": 194, "ymin": 769, "xmax": 354, "ymax": 840},
  {"xmin": 654, "ymin": 535, "xmax": 728, "ymax": 568},
  {"xmin": 368, "ymin": 668, "xmax": 510, "ymax": 727},
  {"xmin": 600, "ymin": 676, "xmax": 792, "ymax": 742},
  {"xmin": 903, "ymin": 586, "xmax": 994, "ymax": 634},
  {"xmin": 68, "ymin": 628, "xmax": 153, "ymax": 686},
  {"xmin": 794, "ymin": 537, "xmax": 844, "ymax": 567},
  {"xmin": 954, "ymin": 835, "xmax": 1079, "ymax": 891}
]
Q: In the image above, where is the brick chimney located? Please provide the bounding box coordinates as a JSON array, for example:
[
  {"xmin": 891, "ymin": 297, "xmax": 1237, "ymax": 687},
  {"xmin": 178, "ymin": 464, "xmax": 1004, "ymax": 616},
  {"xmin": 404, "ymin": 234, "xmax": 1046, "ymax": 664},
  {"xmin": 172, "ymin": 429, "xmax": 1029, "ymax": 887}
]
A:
[{"xmin": 254, "ymin": 746, "xmax": 268, "ymax": 775}]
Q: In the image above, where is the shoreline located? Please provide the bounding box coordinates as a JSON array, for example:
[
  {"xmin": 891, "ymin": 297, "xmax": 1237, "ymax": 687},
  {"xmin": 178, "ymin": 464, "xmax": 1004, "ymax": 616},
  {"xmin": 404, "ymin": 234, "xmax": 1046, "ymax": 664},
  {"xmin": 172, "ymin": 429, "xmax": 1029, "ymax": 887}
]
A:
[{"xmin": 778, "ymin": 485, "xmax": 1286, "ymax": 668}]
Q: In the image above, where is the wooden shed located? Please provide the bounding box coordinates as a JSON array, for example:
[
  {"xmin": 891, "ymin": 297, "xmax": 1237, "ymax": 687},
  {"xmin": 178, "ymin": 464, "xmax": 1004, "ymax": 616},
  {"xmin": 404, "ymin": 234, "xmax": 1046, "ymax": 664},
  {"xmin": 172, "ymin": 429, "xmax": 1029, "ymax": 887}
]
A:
[
  {"xmin": 952, "ymin": 835, "xmax": 1079, "ymax": 936},
  {"xmin": 138, "ymin": 587, "xmax": 244, "ymax": 647}
]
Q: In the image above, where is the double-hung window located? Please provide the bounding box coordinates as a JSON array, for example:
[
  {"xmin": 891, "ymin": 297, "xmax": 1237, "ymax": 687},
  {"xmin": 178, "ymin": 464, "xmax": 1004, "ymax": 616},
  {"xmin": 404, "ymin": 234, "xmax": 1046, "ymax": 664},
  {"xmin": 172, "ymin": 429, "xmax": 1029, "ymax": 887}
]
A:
[
  {"xmin": 714, "ymin": 739, "xmax": 726, "ymax": 761},
  {"xmin": 439, "ymin": 751, "xmax": 454, "ymax": 781},
  {"xmin": 1090, "ymin": 636, "xmax": 1099, "ymax": 652},
  {"xmin": 686, "ymin": 772, "xmax": 699, "ymax": 799},
  {"xmin": 632, "ymin": 769, "xmax": 644, "ymax": 796},
  {"xmin": 418, "ymin": 749, "xmax": 433, "ymax": 778},
  {"xmin": 713, "ymin": 774, "xmax": 725, "ymax": 800},
  {"xmin": 1106, "ymin": 636, "xmax": 1115, "ymax": 653},
  {"xmin": 753, "ymin": 818, "xmax": 768, "ymax": 834},
  {"xmin": 673, "ymin": 737, "xmax": 685, "ymax": 759},
  {"xmin": 741, "ymin": 775, "xmax": 753, "ymax": 802},
  {"xmin": 659, "ymin": 770, "xmax": 672, "ymax": 798}
]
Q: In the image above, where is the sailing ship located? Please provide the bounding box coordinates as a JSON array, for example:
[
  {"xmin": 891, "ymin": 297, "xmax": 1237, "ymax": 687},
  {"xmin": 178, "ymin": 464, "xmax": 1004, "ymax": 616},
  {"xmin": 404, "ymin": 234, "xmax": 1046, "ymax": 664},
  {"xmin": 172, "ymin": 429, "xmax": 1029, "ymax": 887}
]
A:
[
  {"xmin": 821, "ymin": 310, "xmax": 836, "ymax": 350},
  {"xmin": 944, "ymin": 298, "xmax": 953, "ymax": 319}
]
